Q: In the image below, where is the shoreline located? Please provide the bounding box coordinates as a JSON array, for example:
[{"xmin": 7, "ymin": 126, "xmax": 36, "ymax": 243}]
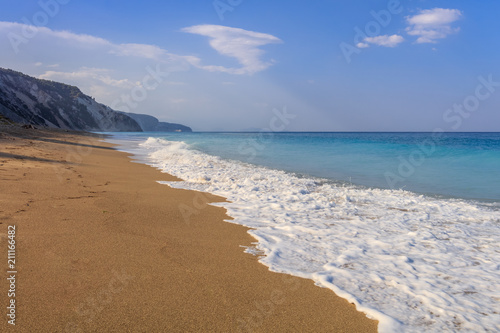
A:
[
  {"xmin": 120, "ymin": 131, "xmax": 500, "ymax": 332},
  {"xmin": 0, "ymin": 125, "xmax": 377, "ymax": 332}
]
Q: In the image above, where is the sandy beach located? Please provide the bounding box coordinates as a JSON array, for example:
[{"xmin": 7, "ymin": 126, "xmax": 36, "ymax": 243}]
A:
[{"xmin": 0, "ymin": 124, "xmax": 377, "ymax": 332}]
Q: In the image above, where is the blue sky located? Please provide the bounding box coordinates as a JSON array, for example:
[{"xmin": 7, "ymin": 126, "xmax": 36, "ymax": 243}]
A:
[{"xmin": 1, "ymin": 0, "xmax": 499, "ymax": 131}]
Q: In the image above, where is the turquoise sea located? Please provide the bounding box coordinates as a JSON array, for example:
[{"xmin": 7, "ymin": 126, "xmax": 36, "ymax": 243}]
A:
[
  {"xmin": 108, "ymin": 131, "xmax": 500, "ymax": 332},
  {"xmin": 113, "ymin": 132, "xmax": 500, "ymax": 202}
]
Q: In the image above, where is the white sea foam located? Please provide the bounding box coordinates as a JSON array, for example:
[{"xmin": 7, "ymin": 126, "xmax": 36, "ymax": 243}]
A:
[{"xmin": 130, "ymin": 137, "xmax": 500, "ymax": 332}]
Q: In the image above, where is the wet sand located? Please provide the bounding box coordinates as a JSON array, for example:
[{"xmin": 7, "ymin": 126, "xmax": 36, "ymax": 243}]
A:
[{"xmin": 0, "ymin": 124, "xmax": 378, "ymax": 332}]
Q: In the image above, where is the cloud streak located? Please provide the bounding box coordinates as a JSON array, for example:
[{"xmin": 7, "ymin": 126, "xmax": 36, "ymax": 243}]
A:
[
  {"xmin": 0, "ymin": 21, "xmax": 181, "ymax": 62},
  {"xmin": 0, "ymin": 21, "xmax": 197, "ymax": 103},
  {"xmin": 406, "ymin": 8, "xmax": 463, "ymax": 43},
  {"xmin": 0, "ymin": 20, "xmax": 285, "ymax": 130},
  {"xmin": 182, "ymin": 25, "xmax": 282, "ymax": 75},
  {"xmin": 357, "ymin": 34, "xmax": 405, "ymax": 48},
  {"xmin": 0, "ymin": 21, "xmax": 281, "ymax": 77},
  {"xmin": 39, "ymin": 67, "xmax": 135, "ymax": 89}
]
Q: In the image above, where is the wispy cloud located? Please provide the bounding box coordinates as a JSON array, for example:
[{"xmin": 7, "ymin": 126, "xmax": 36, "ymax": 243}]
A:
[
  {"xmin": 0, "ymin": 21, "xmax": 182, "ymax": 62},
  {"xmin": 38, "ymin": 67, "xmax": 138, "ymax": 101},
  {"xmin": 182, "ymin": 25, "xmax": 282, "ymax": 75},
  {"xmin": 0, "ymin": 20, "xmax": 285, "ymax": 130},
  {"xmin": 406, "ymin": 8, "xmax": 463, "ymax": 44},
  {"xmin": 0, "ymin": 21, "xmax": 110, "ymax": 48},
  {"xmin": 109, "ymin": 43, "xmax": 168, "ymax": 60},
  {"xmin": 0, "ymin": 21, "xmax": 281, "ymax": 79},
  {"xmin": 0, "ymin": 21, "xmax": 198, "ymax": 103},
  {"xmin": 357, "ymin": 34, "xmax": 405, "ymax": 48},
  {"xmin": 39, "ymin": 67, "xmax": 135, "ymax": 90}
]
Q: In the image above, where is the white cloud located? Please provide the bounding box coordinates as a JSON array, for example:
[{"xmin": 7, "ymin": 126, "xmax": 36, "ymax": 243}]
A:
[
  {"xmin": 0, "ymin": 21, "xmax": 198, "ymax": 101},
  {"xmin": 182, "ymin": 25, "xmax": 282, "ymax": 75},
  {"xmin": 109, "ymin": 43, "xmax": 168, "ymax": 60},
  {"xmin": 38, "ymin": 67, "xmax": 137, "ymax": 101},
  {"xmin": 356, "ymin": 42, "xmax": 370, "ymax": 49},
  {"xmin": 32, "ymin": 62, "xmax": 59, "ymax": 69},
  {"xmin": 39, "ymin": 68, "xmax": 135, "ymax": 90},
  {"xmin": 0, "ymin": 21, "xmax": 110, "ymax": 48},
  {"xmin": 0, "ymin": 21, "xmax": 281, "ymax": 76},
  {"xmin": 0, "ymin": 21, "xmax": 184, "ymax": 63},
  {"xmin": 358, "ymin": 34, "xmax": 405, "ymax": 48},
  {"xmin": 406, "ymin": 8, "xmax": 462, "ymax": 43},
  {"xmin": 407, "ymin": 8, "xmax": 462, "ymax": 26},
  {"xmin": 0, "ymin": 21, "xmax": 288, "ymax": 130}
]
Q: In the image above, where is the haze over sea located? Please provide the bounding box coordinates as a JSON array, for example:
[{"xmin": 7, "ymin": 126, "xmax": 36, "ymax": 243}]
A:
[{"xmin": 109, "ymin": 131, "xmax": 500, "ymax": 333}]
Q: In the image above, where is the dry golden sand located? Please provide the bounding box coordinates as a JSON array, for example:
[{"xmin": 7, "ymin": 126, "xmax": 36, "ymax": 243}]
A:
[{"xmin": 0, "ymin": 125, "xmax": 378, "ymax": 332}]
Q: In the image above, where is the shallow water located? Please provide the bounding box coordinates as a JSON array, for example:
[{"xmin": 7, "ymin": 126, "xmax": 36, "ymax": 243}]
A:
[{"xmin": 108, "ymin": 132, "xmax": 500, "ymax": 332}]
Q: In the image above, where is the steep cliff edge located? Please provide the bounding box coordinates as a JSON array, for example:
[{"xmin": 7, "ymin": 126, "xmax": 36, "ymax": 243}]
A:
[
  {"xmin": 0, "ymin": 68, "xmax": 193, "ymax": 132},
  {"xmin": 0, "ymin": 68, "xmax": 143, "ymax": 131}
]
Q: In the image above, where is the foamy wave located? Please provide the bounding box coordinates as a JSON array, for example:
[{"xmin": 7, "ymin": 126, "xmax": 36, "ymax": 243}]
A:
[{"xmin": 136, "ymin": 137, "xmax": 500, "ymax": 332}]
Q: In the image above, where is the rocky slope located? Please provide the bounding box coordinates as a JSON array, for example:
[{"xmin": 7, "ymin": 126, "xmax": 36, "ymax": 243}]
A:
[
  {"xmin": 0, "ymin": 68, "xmax": 141, "ymax": 131},
  {"xmin": 0, "ymin": 68, "xmax": 191, "ymax": 132}
]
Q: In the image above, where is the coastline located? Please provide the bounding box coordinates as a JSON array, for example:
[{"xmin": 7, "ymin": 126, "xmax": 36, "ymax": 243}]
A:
[{"xmin": 0, "ymin": 125, "xmax": 377, "ymax": 332}]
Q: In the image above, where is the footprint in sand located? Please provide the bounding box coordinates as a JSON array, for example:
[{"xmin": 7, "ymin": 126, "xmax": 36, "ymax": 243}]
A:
[{"xmin": 70, "ymin": 258, "xmax": 91, "ymax": 272}]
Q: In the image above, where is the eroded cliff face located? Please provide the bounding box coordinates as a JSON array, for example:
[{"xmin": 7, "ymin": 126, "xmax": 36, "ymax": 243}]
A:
[{"xmin": 0, "ymin": 67, "xmax": 142, "ymax": 132}]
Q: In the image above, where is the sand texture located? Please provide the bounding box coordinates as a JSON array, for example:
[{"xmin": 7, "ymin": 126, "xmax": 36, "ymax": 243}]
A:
[{"xmin": 0, "ymin": 124, "xmax": 378, "ymax": 332}]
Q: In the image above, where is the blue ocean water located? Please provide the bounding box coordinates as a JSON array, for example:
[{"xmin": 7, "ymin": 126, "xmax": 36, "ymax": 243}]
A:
[
  {"xmin": 114, "ymin": 132, "xmax": 500, "ymax": 202},
  {"xmin": 108, "ymin": 131, "xmax": 500, "ymax": 332}
]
